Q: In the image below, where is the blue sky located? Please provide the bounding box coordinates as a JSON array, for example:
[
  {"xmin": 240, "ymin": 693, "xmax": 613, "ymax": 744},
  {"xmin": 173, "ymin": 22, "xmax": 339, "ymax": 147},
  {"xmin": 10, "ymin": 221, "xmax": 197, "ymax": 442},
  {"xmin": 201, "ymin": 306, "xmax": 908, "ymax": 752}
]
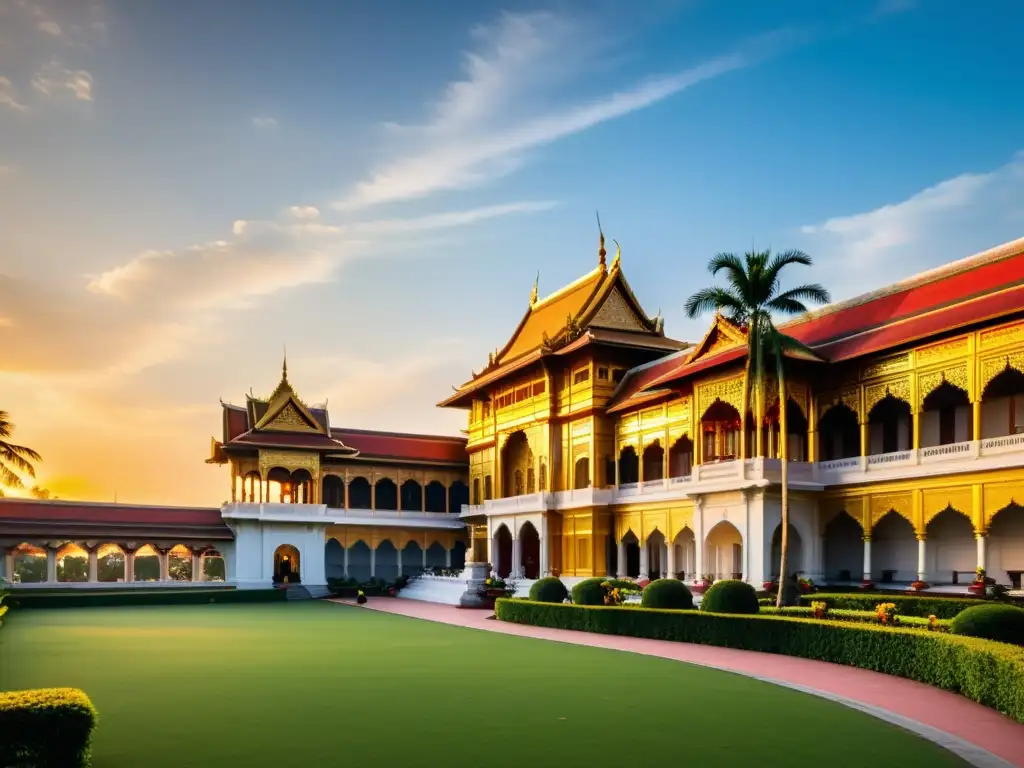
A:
[{"xmin": 0, "ymin": 0, "xmax": 1021, "ymax": 504}]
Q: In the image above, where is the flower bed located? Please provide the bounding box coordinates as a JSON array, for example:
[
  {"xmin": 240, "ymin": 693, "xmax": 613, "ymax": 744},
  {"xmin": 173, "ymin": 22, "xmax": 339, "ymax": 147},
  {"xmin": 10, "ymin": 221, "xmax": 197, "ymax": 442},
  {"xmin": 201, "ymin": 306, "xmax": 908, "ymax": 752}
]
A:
[
  {"xmin": 799, "ymin": 592, "xmax": 987, "ymax": 619},
  {"xmin": 760, "ymin": 605, "xmax": 951, "ymax": 632},
  {"xmin": 495, "ymin": 598, "xmax": 1024, "ymax": 723}
]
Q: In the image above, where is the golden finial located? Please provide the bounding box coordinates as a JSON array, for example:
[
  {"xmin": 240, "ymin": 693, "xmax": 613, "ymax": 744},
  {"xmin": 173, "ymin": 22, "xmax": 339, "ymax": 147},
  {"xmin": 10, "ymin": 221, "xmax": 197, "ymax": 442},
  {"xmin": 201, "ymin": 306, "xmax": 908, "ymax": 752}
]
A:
[
  {"xmin": 596, "ymin": 211, "xmax": 606, "ymax": 268},
  {"xmin": 530, "ymin": 271, "xmax": 539, "ymax": 305},
  {"xmin": 282, "ymin": 347, "xmax": 288, "ymax": 381},
  {"xmin": 612, "ymin": 238, "xmax": 621, "ymax": 267}
]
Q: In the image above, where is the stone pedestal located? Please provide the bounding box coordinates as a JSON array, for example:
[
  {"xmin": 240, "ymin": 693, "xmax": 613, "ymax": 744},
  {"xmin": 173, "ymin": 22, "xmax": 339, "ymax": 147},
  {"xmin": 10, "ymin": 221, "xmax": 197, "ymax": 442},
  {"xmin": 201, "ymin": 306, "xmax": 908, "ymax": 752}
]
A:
[{"xmin": 458, "ymin": 562, "xmax": 492, "ymax": 609}]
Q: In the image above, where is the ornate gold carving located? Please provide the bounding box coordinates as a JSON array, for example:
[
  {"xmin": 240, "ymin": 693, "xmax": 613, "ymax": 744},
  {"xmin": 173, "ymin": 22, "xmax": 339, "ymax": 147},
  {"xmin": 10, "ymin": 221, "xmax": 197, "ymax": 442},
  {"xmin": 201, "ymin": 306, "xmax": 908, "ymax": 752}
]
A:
[
  {"xmin": 861, "ymin": 354, "xmax": 910, "ymax": 381},
  {"xmin": 983, "ymin": 482, "xmax": 1021, "ymax": 528},
  {"xmin": 921, "ymin": 489, "xmax": 972, "ymax": 529},
  {"xmin": 917, "ymin": 364, "xmax": 969, "ymax": 409},
  {"xmin": 979, "ymin": 322, "xmax": 1024, "ymax": 350},
  {"xmin": 818, "ymin": 387, "xmax": 861, "ymax": 422},
  {"xmin": 865, "ymin": 377, "xmax": 910, "ymax": 415},
  {"xmin": 696, "ymin": 375, "xmax": 745, "ymax": 418},
  {"xmin": 869, "ymin": 492, "xmax": 913, "ymax": 527},
  {"xmin": 588, "ymin": 287, "xmax": 648, "ymax": 332},
  {"xmin": 259, "ymin": 450, "xmax": 319, "ymax": 475},
  {"xmin": 980, "ymin": 353, "xmax": 1024, "ymax": 393},
  {"xmin": 263, "ymin": 402, "xmax": 318, "ymax": 432},
  {"xmin": 916, "ymin": 337, "xmax": 968, "ymax": 365},
  {"xmin": 705, "ymin": 332, "xmax": 734, "ymax": 355}
]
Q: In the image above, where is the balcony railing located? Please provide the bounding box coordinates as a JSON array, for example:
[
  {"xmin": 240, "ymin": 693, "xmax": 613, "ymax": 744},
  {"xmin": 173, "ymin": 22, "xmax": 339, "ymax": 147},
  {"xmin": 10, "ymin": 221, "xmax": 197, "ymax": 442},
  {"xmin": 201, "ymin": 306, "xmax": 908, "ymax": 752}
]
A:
[{"xmin": 458, "ymin": 433, "xmax": 1024, "ymax": 517}]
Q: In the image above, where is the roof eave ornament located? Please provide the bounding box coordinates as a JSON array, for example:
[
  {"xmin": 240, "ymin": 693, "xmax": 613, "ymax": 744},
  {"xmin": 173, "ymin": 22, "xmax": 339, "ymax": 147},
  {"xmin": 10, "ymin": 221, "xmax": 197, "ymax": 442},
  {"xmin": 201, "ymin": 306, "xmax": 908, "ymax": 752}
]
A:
[
  {"xmin": 612, "ymin": 238, "xmax": 621, "ymax": 268},
  {"xmin": 530, "ymin": 271, "xmax": 539, "ymax": 306},
  {"xmin": 596, "ymin": 210, "xmax": 607, "ymax": 269}
]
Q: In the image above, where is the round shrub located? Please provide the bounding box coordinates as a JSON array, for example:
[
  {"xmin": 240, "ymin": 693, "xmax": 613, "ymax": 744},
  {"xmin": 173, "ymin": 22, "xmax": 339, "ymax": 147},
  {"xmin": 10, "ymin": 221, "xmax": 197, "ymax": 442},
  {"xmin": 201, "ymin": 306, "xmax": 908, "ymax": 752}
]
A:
[
  {"xmin": 700, "ymin": 579, "xmax": 759, "ymax": 615},
  {"xmin": 641, "ymin": 579, "xmax": 694, "ymax": 610},
  {"xmin": 571, "ymin": 578, "xmax": 606, "ymax": 606},
  {"xmin": 529, "ymin": 576, "xmax": 569, "ymax": 604},
  {"xmin": 950, "ymin": 603, "xmax": 1024, "ymax": 645}
]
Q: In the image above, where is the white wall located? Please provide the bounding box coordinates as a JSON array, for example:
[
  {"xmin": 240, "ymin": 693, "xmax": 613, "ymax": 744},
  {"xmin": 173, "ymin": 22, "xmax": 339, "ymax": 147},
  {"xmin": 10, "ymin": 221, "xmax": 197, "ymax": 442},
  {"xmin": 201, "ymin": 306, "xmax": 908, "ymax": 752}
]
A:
[
  {"xmin": 925, "ymin": 509, "xmax": 975, "ymax": 582},
  {"xmin": 226, "ymin": 519, "xmax": 329, "ymax": 589}
]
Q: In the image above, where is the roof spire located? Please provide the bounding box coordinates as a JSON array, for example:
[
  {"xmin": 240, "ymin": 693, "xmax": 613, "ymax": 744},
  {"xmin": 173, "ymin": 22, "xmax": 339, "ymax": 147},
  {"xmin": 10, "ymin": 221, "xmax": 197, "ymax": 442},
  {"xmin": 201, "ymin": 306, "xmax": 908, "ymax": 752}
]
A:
[
  {"xmin": 612, "ymin": 238, "xmax": 621, "ymax": 267},
  {"xmin": 596, "ymin": 210, "xmax": 606, "ymax": 268},
  {"xmin": 530, "ymin": 271, "xmax": 539, "ymax": 305},
  {"xmin": 282, "ymin": 346, "xmax": 288, "ymax": 382}
]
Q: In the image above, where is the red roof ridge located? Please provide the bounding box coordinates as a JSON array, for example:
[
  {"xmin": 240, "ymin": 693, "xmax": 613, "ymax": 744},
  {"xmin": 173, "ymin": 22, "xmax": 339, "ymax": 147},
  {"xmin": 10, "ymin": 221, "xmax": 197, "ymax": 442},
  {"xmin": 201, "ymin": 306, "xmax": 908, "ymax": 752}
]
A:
[
  {"xmin": 609, "ymin": 347, "xmax": 691, "ymax": 399},
  {"xmin": 0, "ymin": 498, "xmax": 220, "ymax": 513},
  {"xmin": 331, "ymin": 427, "xmax": 467, "ymax": 443},
  {"xmin": 779, "ymin": 236, "xmax": 1024, "ymax": 332}
]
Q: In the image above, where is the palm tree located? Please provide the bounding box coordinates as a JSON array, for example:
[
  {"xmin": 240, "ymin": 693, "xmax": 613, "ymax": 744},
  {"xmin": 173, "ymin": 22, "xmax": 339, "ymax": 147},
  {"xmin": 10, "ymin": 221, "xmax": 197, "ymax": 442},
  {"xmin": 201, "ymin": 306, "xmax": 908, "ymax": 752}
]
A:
[
  {"xmin": 685, "ymin": 249, "xmax": 829, "ymax": 606},
  {"xmin": 0, "ymin": 411, "xmax": 42, "ymax": 493}
]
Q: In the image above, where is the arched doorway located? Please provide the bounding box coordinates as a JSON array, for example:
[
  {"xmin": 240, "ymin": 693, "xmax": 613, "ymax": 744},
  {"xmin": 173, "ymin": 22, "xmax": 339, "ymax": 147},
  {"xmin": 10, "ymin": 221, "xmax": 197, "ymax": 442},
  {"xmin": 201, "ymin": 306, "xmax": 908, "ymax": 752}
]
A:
[
  {"xmin": 520, "ymin": 521, "xmax": 540, "ymax": 579},
  {"xmin": 502, "ymin": 431, "xmax": 533, "ymax": 497},
  {"xmin": 770, "ymin": 523, "xmax": 804, "ymax": 580},
  {"xmin": 704, "ymin": 520, "xmax": 742, "ymax": 580},
  {"xmin": 922, "ymin": 382, "xmax": 971, "ymax": 446},
  {"xmin": 618, "ymin": 446, "xmax": 639, "ymax": 485},
  {"xmin": 925, "ymin": 507, "xmax": 974, "ymax": 584},
  {"xmin": 273, "ymin": 544, "xmax": 301, "ymax": 584},
  {"xmin": 621, "ymin": 530, "xmax": 640, "ymax": 578},
  {"xmin": 819, "ymin": 405, "xmax": 860, "ymax": 461},
  {"xmin": 573, "ymin": 456, "xmax": 590, "ymax": 489},
  {"xmin": 668, "ymin": 437, "xmax": 693, "ymax": 478},
  {"xmin": 868, "ymin": 395, "xmax": 911, "ymax": 455},
  {"xmin": 764, "ymin": 398, "xmax": 808, "ymax": 461},
  {"xmin": 494, "ymin": 525, "xmax": 513, "ymax": 578},
  {"xmin": 642, "ymin": 441, "xmax": 664, "ymax": 482},
  {"xmin": 11, "ymin": 543, "xmax": 46, "ymax": 583},
  {"xmin": 981, "ymin": 366, "xmax": 1024, "ymax": 438},
  {"xmin": 871, "ymin": 512, "xmax": 916, "ymax": 583},
  {"xmin": 646, "ymin": 529, "xmax": 666, "ymax": 579},
  {"xmin": 322, "ymin": 475, "xmax": 344, "ymax": 508},
  {"xmin": 823, "ymin": 511, "xmax": 861, "ymax": 582},
  {"xmin": 672, "ymin": 527, "xmax": 696, "ymax": 580},
  {"xmin": 701, "ymin": 400, "xmax": 741, "ymax": 462},
  {"xmin": 988, "ymin": 503, "xmax": 1024, "ymax": 588}
]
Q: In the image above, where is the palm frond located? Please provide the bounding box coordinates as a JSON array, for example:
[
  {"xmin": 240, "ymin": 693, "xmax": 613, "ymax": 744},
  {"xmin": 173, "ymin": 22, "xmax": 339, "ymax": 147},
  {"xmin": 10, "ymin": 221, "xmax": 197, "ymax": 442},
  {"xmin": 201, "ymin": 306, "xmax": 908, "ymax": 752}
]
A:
[
  {"xmin": 763, "ymin": 249, "xmax": 813, "ymax": 299},
  {"xmin": 683, "ymin": 286, "xmax": 745, "ymax": 320},
  {"xmin": 706, "ymin": 252, "xmax": 751, "ymax": 300},
  {"xmin": 0, "ymin": 464, "xmax": 26, "ymax": 488},
  {"xmin": 765, "ymin": 296, "xmax": 809, "ymax": 316},
  {"xmin": 0, "ymin": 443, "xmax": 41, "ymax": 475},
  {"xmin": 772, "ymin": 283, "xmax": 831, "ymax": 307}
]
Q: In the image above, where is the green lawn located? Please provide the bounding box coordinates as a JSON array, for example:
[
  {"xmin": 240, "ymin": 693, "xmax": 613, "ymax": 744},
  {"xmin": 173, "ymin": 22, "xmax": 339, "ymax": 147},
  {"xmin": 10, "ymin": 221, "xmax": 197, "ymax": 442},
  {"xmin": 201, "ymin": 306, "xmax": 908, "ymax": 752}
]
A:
[{"xmin": 0, "ymin": 602, "xmax": 967, "ymax": 767}]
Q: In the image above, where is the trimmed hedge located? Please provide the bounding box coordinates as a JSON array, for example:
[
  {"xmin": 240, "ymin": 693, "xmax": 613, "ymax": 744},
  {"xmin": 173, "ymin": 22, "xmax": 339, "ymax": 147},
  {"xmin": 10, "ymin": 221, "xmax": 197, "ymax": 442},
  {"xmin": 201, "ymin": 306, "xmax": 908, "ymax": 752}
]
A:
[
  {"xmin": 801, "ymin": 593, "xmax": 984, "ymax": 619},
  {"xmin": 571, "ymin": 577, "xmax": 640, "ymax": 606},
  {"xmin": 950, "ymin": 603, "xmax": 1024, "ymax": 646},
  {"xmin": 700, "ymin": 579, "xmax": 759, "ymax": 614},
  {"xmin": 529, "ymin": 577, "xmax": 569, "ymax": 604},
  {"xmin": 641, "ymin": 579, "xmax": 694, "ymax": 610},
  {"xmin": 5, "ymin": 588, "xmax": 285, "ymax": 610},
  {"xmin": 495, "ymin": 599, "xmax": 1024, "ymax": 723},
  {"xmin": 0, "ymin": 688, "xmax": 98, "ymax": 767}
]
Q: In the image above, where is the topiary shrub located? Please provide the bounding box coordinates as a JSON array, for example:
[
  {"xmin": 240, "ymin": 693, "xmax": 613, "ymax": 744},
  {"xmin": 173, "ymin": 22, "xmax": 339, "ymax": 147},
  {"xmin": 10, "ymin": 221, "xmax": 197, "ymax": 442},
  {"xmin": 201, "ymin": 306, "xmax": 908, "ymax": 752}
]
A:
[
  {"xmin": 571, "ymin": 577, "xmax": 640, "ymax": 606},
  {"xmin": 529, "ymin": 576, "xmax": 569, "ymax": 604},
  {"xmin": 700, "ymin": 579, "xmax": 759, "ymax": 615},
  {"xmin": 641, "ymin": 579, "xmax": 694, "ymax": 610},
  {"xmin": 950, "ymin": 603, "xmax": 1024, "ymax": 646},
  {"xmin": 0, "ymin": 688, "xmax": 97, "ymax": 767}
]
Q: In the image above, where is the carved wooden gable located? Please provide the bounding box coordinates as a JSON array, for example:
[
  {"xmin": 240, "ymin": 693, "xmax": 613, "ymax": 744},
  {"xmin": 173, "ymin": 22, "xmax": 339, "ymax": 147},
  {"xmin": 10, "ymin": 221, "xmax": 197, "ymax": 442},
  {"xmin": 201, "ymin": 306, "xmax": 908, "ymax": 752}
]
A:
[
  {"xmin": 687, "ymin": 315, "xmax": 747, "ymax": 364},
  {"xmin": 587, "ymin": 287, "xmax": 649, "ymax": 332},
  {"xmin": 261, "ymin": 400, "xmax": 320, "ymax": 433}
]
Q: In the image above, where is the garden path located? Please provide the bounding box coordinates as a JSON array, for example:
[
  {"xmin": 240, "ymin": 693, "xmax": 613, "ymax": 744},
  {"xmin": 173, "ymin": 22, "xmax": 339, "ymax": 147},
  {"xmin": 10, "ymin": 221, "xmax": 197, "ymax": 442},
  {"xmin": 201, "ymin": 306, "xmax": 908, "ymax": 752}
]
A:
[{"xmin": 329, "ymin": 597, "xmax": 1024, "ymax": 768}]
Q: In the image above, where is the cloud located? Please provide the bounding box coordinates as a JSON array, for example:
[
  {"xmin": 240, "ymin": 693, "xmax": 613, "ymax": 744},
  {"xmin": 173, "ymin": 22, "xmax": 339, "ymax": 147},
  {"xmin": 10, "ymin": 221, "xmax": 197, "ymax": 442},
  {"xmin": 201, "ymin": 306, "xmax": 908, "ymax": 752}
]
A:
[
  {"xmin": 0, "ymin": 76, "xmax": 27, "ymax": 110},
  {"xmin": 334, "ymin": 12, "xmax": 789, "ymax": 211},
  {"xmin": 38, "ymin": 19, "xmax": 60, "ymax": 35},
  {"xmin": 288, "ymin": 205, "xmax": 320, "ymax": 220},
  {"xmin": 31, "ymin": 59, "xmax": 94, "ymax": 101},
  {"xmin": 798, "ymin": 151, "xmax": 1024, "ymax": 298},
  {"xmin": 252, "ymin": 116, "xmax": 277, "ymax": 128}
]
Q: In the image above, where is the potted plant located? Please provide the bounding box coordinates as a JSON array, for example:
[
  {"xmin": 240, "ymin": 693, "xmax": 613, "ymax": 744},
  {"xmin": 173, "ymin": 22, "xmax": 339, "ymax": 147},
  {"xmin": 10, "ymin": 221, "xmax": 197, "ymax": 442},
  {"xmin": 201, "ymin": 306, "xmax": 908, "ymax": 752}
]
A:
[
  {"xmin": 910, "ymin": 580, "xmax": 928, "ymax": 591},
  {"xmin": 797, "ymin": 577, "xmax": 815, "ymax": 595},
  {"xmin": 968, "ymin": 567, "xmax": 987, "ymax": 596},
  {"xmin": 356, "ymin": 589, "xmax": 367, "ymax": 605},
  {"xmin": 478, "ymin": 575, "xmax": 516, "ymax": 600},
  {"xmin": 692, "ymin": 574, "xmax": 713, "ymax": 595},
  {"xmin": 859, "ymin": 577, "xmax": 875, "ymax": 590},
  {"xmin": 762, "ymin": 580, "xmax": 778, "ymax": 593}
]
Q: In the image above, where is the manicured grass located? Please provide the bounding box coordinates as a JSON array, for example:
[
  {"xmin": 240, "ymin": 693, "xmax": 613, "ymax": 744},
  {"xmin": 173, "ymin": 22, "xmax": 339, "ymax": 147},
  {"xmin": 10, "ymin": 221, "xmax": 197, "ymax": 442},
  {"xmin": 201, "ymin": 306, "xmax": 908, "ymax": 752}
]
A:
[{"xmin": 0, "ymin": 603, "xmax": 968, "ymax": 767}]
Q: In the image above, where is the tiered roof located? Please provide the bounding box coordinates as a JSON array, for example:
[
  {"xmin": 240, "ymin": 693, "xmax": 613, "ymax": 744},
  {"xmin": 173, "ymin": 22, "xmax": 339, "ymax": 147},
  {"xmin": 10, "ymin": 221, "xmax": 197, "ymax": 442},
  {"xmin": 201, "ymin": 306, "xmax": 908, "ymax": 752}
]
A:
[
  {"xmin": 608, "ymin": 236, "xmax": 1024, "ymax": 413},
  {"xmin": 209, "ymin": 359, "xmax": 468, "ymax": 466},
  {"xmin": 0, "ymin": 499, "xmax": 232, "ymax": 540},
  {"xmin": 439, "ymin": 235, "xmax": 688, "ymax": 408}
]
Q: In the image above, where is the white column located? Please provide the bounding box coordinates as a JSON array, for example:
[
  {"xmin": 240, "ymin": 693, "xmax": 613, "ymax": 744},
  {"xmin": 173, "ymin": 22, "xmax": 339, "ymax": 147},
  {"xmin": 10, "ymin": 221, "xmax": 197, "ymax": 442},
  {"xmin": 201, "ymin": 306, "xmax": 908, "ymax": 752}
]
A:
[
  {"xmin": 444, "ymin": 547, "xmax": 452, "ymax": 568},
  {"xmin": 2, "ymin": 548, "xmax": 12, "ymax": 581},
  {"xmin": 511, "ymin": 538, "xmax": 521, "ymax": 578},
  {"xmin": 369, "ymin": 547, "xmax": 376, "ymax": 578},
  {"xmin": 666, "ymin": 542, "xmax": 676, "ymax": 579},
  {"xmin": 342, "ymin": 546, "xmax": 350, "ymax": 578},
  {"xmin": 540, "ymin": 515, "xmax": 550, "ymax": 576},
  {"xmin": 46, "ymin": 547, "xmax": 57, "ymax": 583},
  {"xmin": 862, "ymin": 537, "xmax": 872, "ymax": 582},
  {"xmin": 191, "ymin": 552, "xmax": 203, "ymax": 582},
  {"xmin": 616, "ymin": 540, "xmax": 626, "ymax": 578},
  {"xmin": 976, "ymin": 533, "xmax": 987, "ymax": 572},
  {"xmin": 125, "ymin": 550, "xmax": 136, "ymax": 582},
  {"xmin": 88, "ymin": 549, "xmax": 98, "ymax": 582},
  {"xmin": 693, "ymin": 498, "xmax": 705, "ymax": 582},
  {"xmin": 158, "ymin": 551, "xmax": 170, "ymax": 581},
  {"xmin": 639, "ymin": 540, "xmax": 649, "ymax": 579},
  {"xmin": 916, "ymin": 535, "xmax": 928, "ymax": 583},
  {"xmin": 396, "ymin": 547, "xmax": 403, "ymax": 578}
]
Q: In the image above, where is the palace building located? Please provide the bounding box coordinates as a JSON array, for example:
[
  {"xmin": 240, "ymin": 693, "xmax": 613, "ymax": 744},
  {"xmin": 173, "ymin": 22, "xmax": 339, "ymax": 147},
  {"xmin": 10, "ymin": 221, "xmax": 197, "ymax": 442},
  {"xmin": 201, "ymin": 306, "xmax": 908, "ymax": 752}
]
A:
[{"xmin": 1, "ymin": 234, "xmax": 1022, "ymax": 599}]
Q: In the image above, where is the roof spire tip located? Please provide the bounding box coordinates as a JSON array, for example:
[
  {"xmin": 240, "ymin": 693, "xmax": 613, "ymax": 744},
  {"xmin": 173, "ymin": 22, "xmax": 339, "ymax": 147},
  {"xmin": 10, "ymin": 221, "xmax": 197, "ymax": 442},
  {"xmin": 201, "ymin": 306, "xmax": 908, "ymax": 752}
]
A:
[
  {"xmin": 612, "ymin": 238, "xmax": 621, "ymax": 267},
  {"xmin": 282, "ymin": 346, "xmax": 288, "ymax": 381},
  {"xmin": 596, "ymin": 211, "xmax": 606, "ymax": 267},
  {"xmin": 530, "ymin": 271, "xmax": 539, "ymax": 305}
]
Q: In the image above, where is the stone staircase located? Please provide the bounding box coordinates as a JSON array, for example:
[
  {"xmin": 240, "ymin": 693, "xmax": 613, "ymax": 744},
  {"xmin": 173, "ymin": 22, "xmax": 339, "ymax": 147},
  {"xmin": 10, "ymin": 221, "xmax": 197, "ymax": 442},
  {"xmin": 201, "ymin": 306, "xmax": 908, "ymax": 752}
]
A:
[{"xmin": 284, "ymin": 584, "xmax": 331, "ymax": 600}]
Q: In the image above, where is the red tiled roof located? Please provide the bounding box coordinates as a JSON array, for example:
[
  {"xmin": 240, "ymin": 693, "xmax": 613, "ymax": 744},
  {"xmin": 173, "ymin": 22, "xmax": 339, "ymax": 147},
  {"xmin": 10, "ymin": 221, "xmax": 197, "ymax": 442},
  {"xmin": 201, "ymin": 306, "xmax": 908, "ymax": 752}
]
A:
[
  {"xmin": 226, "ymin": 431, "xmax": 356, "ymax": 452},
  {"xmin": 330, "ymin": 429, "xmax": 468, "ymax": 465},
  {"xmin": 0, "ymin": 499, "xmax": 232, "ymax": 539},
  {"xmin": 224, "ymin": 405, "xmax": 248, "ymax": 441},
  {"xmin": 609, "ymin": 238, "xmax": 1024, "ymax": 411}
]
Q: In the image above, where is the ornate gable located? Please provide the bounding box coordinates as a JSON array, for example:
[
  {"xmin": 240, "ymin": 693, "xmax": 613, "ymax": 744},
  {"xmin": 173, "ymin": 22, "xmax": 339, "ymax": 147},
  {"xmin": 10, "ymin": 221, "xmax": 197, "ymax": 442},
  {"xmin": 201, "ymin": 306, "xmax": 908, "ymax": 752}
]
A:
[
  {"xmin": 252, "ymin": 358, "xmax": 329, "ymax": 436},
  {"xmin": 587, "ymin": 286, "xmax": 649, "ymax": 332},
  {"xmin": 261, "ymin": 401, "xmax": 320, "ymax": 433},
  {"xmin": 687, "ymin": 314, "xmax": 748, "ymax": 363}
]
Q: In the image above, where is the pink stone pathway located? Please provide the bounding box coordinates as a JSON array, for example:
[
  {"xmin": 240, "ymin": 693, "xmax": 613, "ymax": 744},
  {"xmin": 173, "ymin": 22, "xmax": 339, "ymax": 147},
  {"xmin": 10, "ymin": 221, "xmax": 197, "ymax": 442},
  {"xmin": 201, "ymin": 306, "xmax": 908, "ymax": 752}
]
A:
[{"xmin": 330, "ymin": 597, "xmax": 1024, "ymax": 767}]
